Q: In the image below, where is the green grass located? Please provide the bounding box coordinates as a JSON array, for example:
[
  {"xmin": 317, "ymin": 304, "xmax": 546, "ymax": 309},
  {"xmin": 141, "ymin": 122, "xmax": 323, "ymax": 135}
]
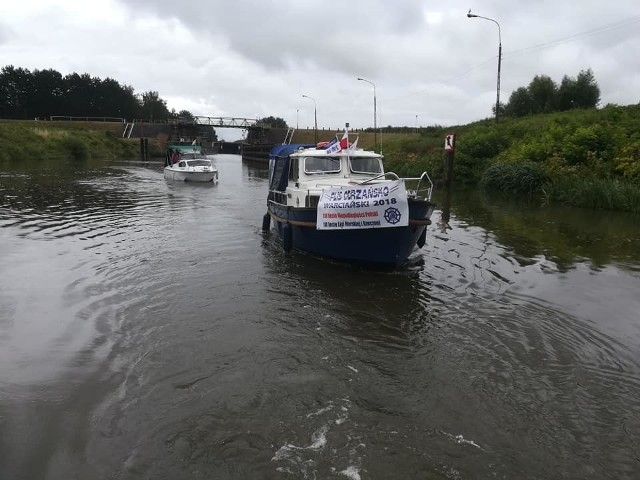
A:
[
  {"xmin": 481, "ymin": 162, "xmax": 548, "ymax": 194},
  {"xmin": 0, "ymin": 120, "xmax": 163, "ymax": 162},
  {"xmin": 544, "ymin": 177, "xmax": 640, "ymax": 213}
]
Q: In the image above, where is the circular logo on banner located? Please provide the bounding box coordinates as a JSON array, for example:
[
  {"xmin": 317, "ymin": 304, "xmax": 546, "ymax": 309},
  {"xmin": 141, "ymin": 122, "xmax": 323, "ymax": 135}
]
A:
[{"xmin": 384, "ymin": 207, "xmax": 402, "ymax": 225}]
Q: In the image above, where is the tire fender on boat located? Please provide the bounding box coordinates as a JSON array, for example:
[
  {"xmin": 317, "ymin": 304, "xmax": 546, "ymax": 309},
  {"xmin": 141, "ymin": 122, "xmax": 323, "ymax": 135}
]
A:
[
  {"xmin": 417, "ymin": 227, "xmax": 427, "ymax": 249},
  {"xmin": 262, "ymin": 213, "xmax": 271, "ymax": 233},
  {"xmin": 282, "ymin": 223, "xmax": 292, "ymax": 253}
]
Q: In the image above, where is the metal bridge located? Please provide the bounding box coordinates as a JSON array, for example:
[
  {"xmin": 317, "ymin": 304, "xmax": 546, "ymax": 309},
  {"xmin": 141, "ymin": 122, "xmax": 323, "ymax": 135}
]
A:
[{"xmin": 192, "ymin": 116, "xmax": 266, "ymax": 129}]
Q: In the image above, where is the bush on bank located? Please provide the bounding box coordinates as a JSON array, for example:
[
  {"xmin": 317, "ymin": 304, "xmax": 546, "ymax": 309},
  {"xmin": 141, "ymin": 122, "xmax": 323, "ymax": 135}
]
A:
[{"xmin": 382, "ymin": 104, "xmax": 640, "ymax": 212}]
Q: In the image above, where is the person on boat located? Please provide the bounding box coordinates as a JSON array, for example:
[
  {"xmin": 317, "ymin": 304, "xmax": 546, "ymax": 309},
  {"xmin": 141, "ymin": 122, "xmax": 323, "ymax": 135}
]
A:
[{"xmin": 171, "ymin": 149, "xmax": 180, "ymax": 164}]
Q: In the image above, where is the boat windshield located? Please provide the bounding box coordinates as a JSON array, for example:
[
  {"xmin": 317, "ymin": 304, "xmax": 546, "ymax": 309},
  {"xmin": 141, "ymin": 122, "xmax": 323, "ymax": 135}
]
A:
[
  {"xmin": 186, "ymin": 160, "xmax": 211, "ymax": 167},
  {"xmin": 349, "ymin": 157, "xmax": 383, "ymax": 174},
  {"xmin": 304, "ymin": 156, "xmax": 341, "ymax": 174}
]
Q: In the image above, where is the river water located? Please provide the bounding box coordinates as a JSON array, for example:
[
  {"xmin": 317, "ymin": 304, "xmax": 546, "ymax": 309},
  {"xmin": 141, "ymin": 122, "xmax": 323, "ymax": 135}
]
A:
[{"xmin": 1, "ymin": 154, "xmax": 639, "ymax": 480}]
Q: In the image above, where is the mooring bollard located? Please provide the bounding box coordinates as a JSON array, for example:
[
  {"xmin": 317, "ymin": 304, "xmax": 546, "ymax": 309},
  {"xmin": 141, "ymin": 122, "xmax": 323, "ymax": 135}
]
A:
[{"xmin": 140, "ymin": 137, "xmax": 149, "ymax": 161}]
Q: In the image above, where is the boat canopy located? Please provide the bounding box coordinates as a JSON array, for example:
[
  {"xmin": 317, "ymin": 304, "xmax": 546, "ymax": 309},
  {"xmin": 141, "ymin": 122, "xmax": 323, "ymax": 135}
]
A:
[{"xmin": 268, "ymin": 144, "xmax": 312, "ymax": 192}]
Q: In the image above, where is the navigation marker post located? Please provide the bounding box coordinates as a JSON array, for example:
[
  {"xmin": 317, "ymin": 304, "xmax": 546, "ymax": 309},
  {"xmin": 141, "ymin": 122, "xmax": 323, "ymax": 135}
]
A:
[{"xmin": 443, "ymin": 133, "xmax": 456, "ymax": 188}]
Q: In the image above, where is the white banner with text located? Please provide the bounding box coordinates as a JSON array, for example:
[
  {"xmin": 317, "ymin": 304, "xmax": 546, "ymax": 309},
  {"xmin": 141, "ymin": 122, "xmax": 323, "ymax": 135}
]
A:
[{"xmin": 317, "ymin": 181, "xmax": 409, "ymax": 230}]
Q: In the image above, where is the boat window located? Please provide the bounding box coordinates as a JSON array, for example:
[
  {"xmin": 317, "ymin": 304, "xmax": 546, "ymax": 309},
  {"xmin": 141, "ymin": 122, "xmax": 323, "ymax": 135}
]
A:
[
  {"xmin": 178, "ymin": 161, "xmax": 187, "ymax": 167},
  {"xmin": 186, "ymin": 160, "xmax": 210, "ymax": 167},
  {"xmin": 304, "ymin": 156, "xmax": 341, "ymax": 174},
  {"xmin": 289, "ymin": 158, "xmax": 299, "ymax": 181},
  {"xmin": 349, "ymin": 157, "xmax": 383, "ymax": 174}
]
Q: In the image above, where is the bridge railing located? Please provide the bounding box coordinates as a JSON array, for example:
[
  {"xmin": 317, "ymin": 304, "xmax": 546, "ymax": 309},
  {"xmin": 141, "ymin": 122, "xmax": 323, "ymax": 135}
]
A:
[
  {"xmin": 50, "ymin": 116, "xmax": 126, "ymax": 122},
  {"xmin": 194, "ymin": 116, "xmax": 262, "ymax": 128}
]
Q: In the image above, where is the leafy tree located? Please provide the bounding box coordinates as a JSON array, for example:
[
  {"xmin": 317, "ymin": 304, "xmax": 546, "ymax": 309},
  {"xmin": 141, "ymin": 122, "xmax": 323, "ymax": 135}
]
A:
[
  {"xmin": 503, "ymin": 70, "xmax": 601, "ymax": 117},
  {"xmin": 491, "ymin": 101, "xmax": 506, "ymax": 118},
  {"xmin": 177, "ymin": 109, "xmax": 194, "ymax": 120},
  {"xmin": 0, "ymin": 65, "xmax": 32, "ymax": 118},
  {"xmin": 29, "ymin": 69, "xmax": 65, "ymax": 118},
  {"xmin": 574, "ymin": 69, "xmax": 600, "ymax": 109},
  {"xmin": 557, "ymin": 75, "xmax": 577, "ymax": 111},
  {"xmin": 528, "ymin": 75, "xmax": 557, "ymax": 113},
  {"xmin": 259, "ymin": 116, "xmax": 288, "ymax": 128},
  {"xmin": 96, "ymin": 78, "xmax": 139, "ymax": 119},
  {"xmin": 139, "ymin": 90, "xmax": 170, "ymax": 121},
  {"xmin": 64, "ymin": 73, "xmax": 99, "ymax": 116},
  {"xmin": 504, "ymin": 87, "xmax": 533, "ymax": 117}
]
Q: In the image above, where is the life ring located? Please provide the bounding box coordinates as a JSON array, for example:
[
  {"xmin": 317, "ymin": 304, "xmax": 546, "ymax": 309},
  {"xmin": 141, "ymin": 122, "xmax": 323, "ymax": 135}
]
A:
[{"xmin": 316, "ymin": 141, "xmax": 329, "ymax": 149}]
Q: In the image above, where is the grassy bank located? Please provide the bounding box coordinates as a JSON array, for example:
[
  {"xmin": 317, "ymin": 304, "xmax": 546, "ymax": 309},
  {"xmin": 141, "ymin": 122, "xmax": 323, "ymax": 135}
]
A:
[
  {"xmin": 379, "ymin": 104, "xmax": 640, "ymax": 213},
  {"xmin": 3, "ymin": 108, "xmax": 640, "ymax": 213},
  {"xmin": 0, "ymin": 120, "xmax": 164, "ymax": 162}
]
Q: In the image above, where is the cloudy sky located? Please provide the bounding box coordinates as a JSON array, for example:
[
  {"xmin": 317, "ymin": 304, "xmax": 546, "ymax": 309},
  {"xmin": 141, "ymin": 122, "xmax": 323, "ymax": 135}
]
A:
[{"xmin": 1, "ymin": 0, "xmax": 639, "ymax": 140}]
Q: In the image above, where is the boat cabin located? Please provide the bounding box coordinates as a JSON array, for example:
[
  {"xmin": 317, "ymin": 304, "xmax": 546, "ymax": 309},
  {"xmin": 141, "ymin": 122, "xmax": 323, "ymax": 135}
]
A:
[{"xmin": 269, "ymin": 143, "xmax": 386, "ymax": 209}]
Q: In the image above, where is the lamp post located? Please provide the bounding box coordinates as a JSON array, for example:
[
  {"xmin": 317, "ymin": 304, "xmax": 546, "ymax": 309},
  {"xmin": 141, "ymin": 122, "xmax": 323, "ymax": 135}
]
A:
[
  {"xmin": 467, "ymin": 9, "xmax": 502, "ymax": 122},
  {"xmin": 357, "ymin": 77, "xmax": 377, "ymax": 150},
  {"xmin": 301, "ymin": 94, "xmax": 317, "ymax": 143}
]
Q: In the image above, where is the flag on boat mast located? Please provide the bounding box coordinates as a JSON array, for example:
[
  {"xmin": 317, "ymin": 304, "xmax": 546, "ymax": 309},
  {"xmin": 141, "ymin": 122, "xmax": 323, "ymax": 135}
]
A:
[
  {"xmin": 339, "ymin": 130, "xmax": 349, "ymax": 150},
  {"xmin": 325, "ymin": 124, "xmax": 350, "ymax": 154},
  {"xmin": 325, "ymin": 136, "xmax": 341, "ymax": 154}
]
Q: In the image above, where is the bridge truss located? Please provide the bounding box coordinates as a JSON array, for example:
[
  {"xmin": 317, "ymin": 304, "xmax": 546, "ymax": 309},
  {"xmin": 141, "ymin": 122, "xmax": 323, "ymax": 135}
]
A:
[{"xmin": 193, "ymin": 116, "xmax": 267, "ymax": 129}]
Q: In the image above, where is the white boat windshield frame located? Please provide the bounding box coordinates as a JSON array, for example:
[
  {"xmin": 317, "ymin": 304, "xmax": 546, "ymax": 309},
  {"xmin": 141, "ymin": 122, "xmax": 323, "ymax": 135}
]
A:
[
  {"xmin": 186, "ymin": 160, "xmax": 211, "ymax": 167},
  {"xmin": 304, "ymin": 156, "xmax": 341, "ymax": 175},
  {"xmin": 349, "ymin": 157, "xmax": 383, "ymax": 175}
]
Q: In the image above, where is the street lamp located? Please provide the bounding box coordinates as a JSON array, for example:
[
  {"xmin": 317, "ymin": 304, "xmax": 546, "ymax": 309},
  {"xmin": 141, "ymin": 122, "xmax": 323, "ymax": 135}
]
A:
[
  {"xmin": 357, "ymin": 77, "xmax": 377, "ymax": 150},
  {"xmin": 301, "ymin": 94, "xmax": 317, "ymax": 143},
  {"xmin": 467, "ymin": 9, "xmax": 502, "ymax": 122}
]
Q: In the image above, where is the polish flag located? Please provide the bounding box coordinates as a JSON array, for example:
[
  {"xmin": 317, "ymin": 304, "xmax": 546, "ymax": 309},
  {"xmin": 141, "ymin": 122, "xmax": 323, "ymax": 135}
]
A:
[{"xmin": 339, "ymin": 131, "xmax": 349, "ymax": 150}]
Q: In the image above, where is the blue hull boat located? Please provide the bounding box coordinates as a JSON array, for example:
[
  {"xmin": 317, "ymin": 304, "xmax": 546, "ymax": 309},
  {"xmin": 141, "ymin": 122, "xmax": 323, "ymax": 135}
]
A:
[{"xmin": 263, "ymin": 131, "xmax": 436, "ymax": 269}]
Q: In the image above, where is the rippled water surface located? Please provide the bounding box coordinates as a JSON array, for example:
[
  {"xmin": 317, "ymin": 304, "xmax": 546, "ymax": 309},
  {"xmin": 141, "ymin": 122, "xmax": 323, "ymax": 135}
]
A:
[{"xmin": 1, "ymin": 155, "xmax": 640, "ymax": 479}]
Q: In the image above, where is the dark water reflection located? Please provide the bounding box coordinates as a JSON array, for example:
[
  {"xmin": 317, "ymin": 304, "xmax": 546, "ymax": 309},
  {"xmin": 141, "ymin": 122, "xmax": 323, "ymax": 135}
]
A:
[
  {"xmin": 440, "ymin": 188, "xmax": 640, "ymax": 271},
  {"xmin": 1, "ymin": 156, "xmax": 639, "ymax": 479}
]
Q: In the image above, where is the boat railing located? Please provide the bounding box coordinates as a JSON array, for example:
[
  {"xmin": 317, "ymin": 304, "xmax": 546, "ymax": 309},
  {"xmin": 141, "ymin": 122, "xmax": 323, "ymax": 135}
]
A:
[
  {"xmin": 401, "ymin": 171, "xmax": 433, "ymax": 201},
  {"xmin": 267, "ymin": 190, "xmax": 287, "ymax": 204},
  {"xmin": 304, "ymin": 171, "xmax": 432, "ymax": 200},
  {"xmin": 356, "ymin": 172, "xmax": 400, "ymax": 184},
  {"xmin": 350, "ymin": 171, "xmax": 432, "ymax": 200}
]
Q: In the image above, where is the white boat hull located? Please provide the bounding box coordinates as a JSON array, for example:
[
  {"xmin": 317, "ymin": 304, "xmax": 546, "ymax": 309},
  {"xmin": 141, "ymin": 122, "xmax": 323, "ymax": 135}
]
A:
[{"xmin": 164, "ymin": 168, "xmax": 218, "ymax": 182}]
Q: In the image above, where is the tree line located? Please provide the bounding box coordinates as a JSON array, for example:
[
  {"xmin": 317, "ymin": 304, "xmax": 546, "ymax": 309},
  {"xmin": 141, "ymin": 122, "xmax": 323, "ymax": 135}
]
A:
[
  {"xmin": 500, "ymin": 69, "xmax": 601, "ymax": 117},
  {"xmin": 0, "ymin": 65, "xmax": 194, "ymax": 121},
  {"xmin": 0, "ymin": 64, "xmax": 603, "ymax": 126}
]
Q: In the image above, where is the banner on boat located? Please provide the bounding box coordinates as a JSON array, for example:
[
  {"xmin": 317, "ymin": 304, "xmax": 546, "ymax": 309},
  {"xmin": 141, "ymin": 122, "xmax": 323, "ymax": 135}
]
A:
[{"xmin": 317, "ymin": 181, "xmax": 409, "ymax": 230}]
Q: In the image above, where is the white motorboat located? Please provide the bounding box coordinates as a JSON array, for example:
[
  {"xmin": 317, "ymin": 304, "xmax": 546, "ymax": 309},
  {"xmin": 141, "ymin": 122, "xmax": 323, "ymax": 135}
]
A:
[{"xmin": 164, "ymin": 150, "xmax": 218, "ymax": 183}]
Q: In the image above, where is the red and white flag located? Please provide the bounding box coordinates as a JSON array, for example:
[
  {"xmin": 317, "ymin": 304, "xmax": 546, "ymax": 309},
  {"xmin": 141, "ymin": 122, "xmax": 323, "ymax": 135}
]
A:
[
  {"xmin": 325, "ymin": 129, "xmax": 350, "ymax": 154},
  {"xmin": 339, "ymin": 130, "xmax": 349, "ymax": 150}
]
